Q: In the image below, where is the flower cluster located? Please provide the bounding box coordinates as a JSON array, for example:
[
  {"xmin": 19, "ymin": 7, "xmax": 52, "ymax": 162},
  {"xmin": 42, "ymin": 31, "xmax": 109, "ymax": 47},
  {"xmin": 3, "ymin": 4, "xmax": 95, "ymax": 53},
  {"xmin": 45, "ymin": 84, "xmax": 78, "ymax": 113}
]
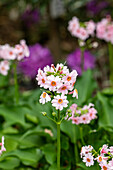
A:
[
  {"xmin": 96, "ymin": 16, "xmax": 113, "ymax": 44},
  {"xmin": 68, "ymin": 16, "xmax": 95, "ymax": 41},
  {"xmin": 0, "ymin": 40, "xmax": 29, "ymax": 76},
  {"xmin": 65, "ymin": 103, "xmax": 97, "ymax": 124},
  {"xmin": 81, "ymin": 144, "xmax": 113, "ymax": 169},
  {"xmin": 36, "ymin": 63, "xmax": 78, "ymax": 111},
  {"xmin": 67, "ymin": 48, "xmax": 95, "ymax": 75},
  {"xmin": 18, "ymin": 43, "xmax": 53, "ymax": 78},
  {"xmin": 0, "ymin": 136, "xmax": 6, "ymax": 156}
]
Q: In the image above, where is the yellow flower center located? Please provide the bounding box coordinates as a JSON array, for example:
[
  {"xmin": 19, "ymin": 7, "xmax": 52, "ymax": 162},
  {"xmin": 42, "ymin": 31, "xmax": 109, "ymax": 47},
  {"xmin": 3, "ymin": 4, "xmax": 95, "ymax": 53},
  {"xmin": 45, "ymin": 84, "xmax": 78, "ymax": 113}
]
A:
[
  {"xmin": 58, "ymin": 99, "xmax": 63, "ymax": 104},
  {"xmin": 99, "ymin": 156, "xmax": 102, "ymax": 162},
  {"xmin": 67, "ymin": 76, "xmax": 71, "ymax": 81},
  {"xmin": 61, "ymin": 86, "xmax": 67, "ymax": 90},
  {"xmin": 42, "ymin": 92, "xmax": 46, "ymax": 98},
  {"xmin": 51, "ymin": 81, "xmax": 56, "ymax": 86},
  {"xmin": 42, "ymin": 79, "xmax": 45, "ymax": 83},
  {"xmin": 103, "ymin": 166, "xmax": 107, "ymax": 170},
  {"xmin": 87, "ymin": 158, "xmax": 91, "ymax": 162}
]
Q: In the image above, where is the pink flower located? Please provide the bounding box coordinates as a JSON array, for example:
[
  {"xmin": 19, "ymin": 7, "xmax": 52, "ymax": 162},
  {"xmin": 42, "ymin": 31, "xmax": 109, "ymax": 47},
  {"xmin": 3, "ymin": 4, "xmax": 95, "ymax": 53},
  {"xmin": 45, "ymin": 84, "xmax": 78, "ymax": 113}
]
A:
[
  {"xmin": 79, "ymin": 27, "xmax": 89, "ymax": 40},
  {"xmin": 57, "ymin": 82, "xmax": 71, "ymax": 94},
  {"xmin": 56, "ymin": 63, "xmax": 69, "ymax": 75},
  {"xmin": 0, "ymin": 60, "xmax": 10, "ymax": 76},
  {"xmin": 100, "ymin": 145, "xmax": 109, "ymax": 156},
  {"xmin": 39, "ymin": 92, "xmax": 51, "ymax": 104},
  {"xmin": 86, "ymin": 20, "xmax": 95, "ymax": 36},
  {"xmin": 80, "ymin": 114, "xmax": 90, "ymax": 124},
  {"xmin": 52, "ymin": 94, "xmax": 69, "ymax": 110},
  {"xmin": 47, "ymin": 75, "xmax": 62, "ymax": 92},
  {"xmin": 0, "ymin": 136, "xmax": 6, "ymax": 155},
  {"xmin": 63, "ymin": 70, "xmax": 78, "ymax": 85},
  {"xmin": 72, "ymin": 116, "xmax": 80, "ymax": 125},
  {"xmin": 68, "ymin": 17, "xmax": 79, "ymax": 36},
  {"xmin": 44, "ymin": 129, "xmax": 53, "ymax": 137},
  {"xmin": 83, "ymin": 153, "xmax": 94, "ymax": 167},
  {"xmin": 36, "ymin": 69, "xmax": 48, "ymax": 89},
  {"xmin": 108, "ymin": 158, "xmax": 113, "ymax": 169},
  {"xmin": 72, "ymin": 89, "xmax": 78, "ymax": 99}
]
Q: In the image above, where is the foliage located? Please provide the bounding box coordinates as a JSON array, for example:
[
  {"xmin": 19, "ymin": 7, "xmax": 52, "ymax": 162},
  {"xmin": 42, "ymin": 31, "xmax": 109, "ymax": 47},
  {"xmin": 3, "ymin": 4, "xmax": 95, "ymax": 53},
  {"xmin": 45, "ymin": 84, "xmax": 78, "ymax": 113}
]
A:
[{"xmin": 0, "ymin": 69, "xmax": 113, "ymax": 169}]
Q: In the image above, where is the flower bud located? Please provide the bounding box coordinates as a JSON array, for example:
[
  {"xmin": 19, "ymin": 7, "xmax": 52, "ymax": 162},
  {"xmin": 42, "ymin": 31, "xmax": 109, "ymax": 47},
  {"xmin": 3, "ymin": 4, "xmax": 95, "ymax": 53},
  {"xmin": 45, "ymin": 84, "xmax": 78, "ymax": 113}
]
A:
[
  {"xmin": 52, "ymin": 112, "xmax": 56, "ymax": 116},
  {"xmin": 42, "ymin": 112, "xmax": 47, "ymax": 116},
  {"xmin": 67, "ymin": 109, "xmax": 72, "ymax": 113}
]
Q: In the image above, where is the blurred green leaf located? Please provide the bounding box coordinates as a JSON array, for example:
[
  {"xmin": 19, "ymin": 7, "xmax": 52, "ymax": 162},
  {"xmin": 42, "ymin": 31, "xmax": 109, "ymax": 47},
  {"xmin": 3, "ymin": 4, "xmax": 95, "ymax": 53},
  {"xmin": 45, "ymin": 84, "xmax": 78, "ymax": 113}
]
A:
[{"xmin": 41, "ymin": 144, "xmax": 56, "ymax": 165}]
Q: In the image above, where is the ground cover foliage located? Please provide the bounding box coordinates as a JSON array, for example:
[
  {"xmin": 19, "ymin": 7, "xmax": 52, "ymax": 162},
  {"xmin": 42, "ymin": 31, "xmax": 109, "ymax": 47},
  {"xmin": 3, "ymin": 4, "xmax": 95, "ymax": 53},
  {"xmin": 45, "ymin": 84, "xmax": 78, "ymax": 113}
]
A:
[{"xmin": 0, "ymin": 70, "xmax": 112, "ymax": 169}]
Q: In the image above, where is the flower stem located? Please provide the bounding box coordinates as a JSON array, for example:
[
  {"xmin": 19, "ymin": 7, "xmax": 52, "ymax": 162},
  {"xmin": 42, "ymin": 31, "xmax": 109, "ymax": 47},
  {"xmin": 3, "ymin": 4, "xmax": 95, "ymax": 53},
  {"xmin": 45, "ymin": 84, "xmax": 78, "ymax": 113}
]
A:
[
  {"xmin": 79, "ymin": 126, "xmax": 85, "ymax": 146},
  {"xmin": 57, "ymin": 110, "xmax": 61, "ymax": 170},
  {"xmin": 14, "ymin": 62, "xmax": 19, "ymax": 104},
  {"xmin": 108, "ymin": 42, "xmax": 113, "ymax": 87},
  {"xmin": 81, "ymin": 48, "xmax": 84, "ymax": 73},
  {"xmin": 74, "ymin": 124, "xmax": 79, "ymax": 166}
]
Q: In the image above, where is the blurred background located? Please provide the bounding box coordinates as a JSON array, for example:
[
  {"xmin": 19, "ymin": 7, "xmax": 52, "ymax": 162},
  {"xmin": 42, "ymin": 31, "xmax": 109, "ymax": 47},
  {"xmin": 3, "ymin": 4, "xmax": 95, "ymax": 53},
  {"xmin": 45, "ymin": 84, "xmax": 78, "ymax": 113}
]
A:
[
  {"xmin": 0, "ymin": 0, "xmax": 113, "ymax": 170},
  {"xmin": 0, "ymin": 0, "xmax": 113, "ymax": 89}
]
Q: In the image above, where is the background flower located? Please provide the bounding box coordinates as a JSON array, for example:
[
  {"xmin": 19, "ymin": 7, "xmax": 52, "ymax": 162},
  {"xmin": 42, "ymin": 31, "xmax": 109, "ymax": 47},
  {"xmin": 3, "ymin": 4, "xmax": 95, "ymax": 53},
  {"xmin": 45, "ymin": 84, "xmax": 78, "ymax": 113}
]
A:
[
  {"xmin": 18, "ymin": 43, "xmax": 53, "ymax": 78},
  {"xmin": 87, "ymin": 0, "xmax": 109, "ymax": 15},
  {"xmin": 67, "ymin": 48, "xmax": 95, "ymax": 75},
  {"xmin": 21, "ymin": 8, "xmax": 40, "ymax": 28}
]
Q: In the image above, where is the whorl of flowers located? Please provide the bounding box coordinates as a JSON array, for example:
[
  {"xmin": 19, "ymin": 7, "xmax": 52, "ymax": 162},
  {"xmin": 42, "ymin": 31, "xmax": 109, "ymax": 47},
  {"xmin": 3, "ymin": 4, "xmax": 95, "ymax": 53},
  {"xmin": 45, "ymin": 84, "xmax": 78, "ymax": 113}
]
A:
[
  {"xmin": 0, "ymin": 136, "xmax": 6, "ymax": 156},
  {"xmin": 68, "ymin": 16, "xmax": 96, "ymax": 41},
  {"xmin": 81, "ymin": 144, "xmax": 113, "ymax": 169},
  {"xmin": 96, "ymin": 16, "xmax": 113, "ymax": 44},
  {"xmin": 65, "ymin": 103, "xmax": 97, "ymax": 125},
  {"xmin": 0, "ymin": 40, "xmax": 29, "ymax": 76},
  {"xmin": 36, "ymin": 63, "xmax": 78, "ymax": 111}
]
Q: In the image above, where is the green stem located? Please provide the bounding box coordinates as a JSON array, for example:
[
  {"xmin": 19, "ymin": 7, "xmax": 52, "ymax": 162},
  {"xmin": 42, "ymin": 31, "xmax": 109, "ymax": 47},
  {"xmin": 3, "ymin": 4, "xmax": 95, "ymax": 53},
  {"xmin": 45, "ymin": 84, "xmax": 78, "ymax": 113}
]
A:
[
  {"xmin": 57, "ymin": 110, "xmax": 60, "ymax": 170},
  {"xmin": 108, "ymin": 42, "xmax": 113, "ymax": 87},
  {"xmin": 74, "ymin": 124, "xmax": 79, "ymax": 166},
  {"xmin": 80, "ymin": 48, "xmax": 84, "ymax": 73},
  {"xmin": 14, "ymin": 62, "xmax": 19, "ymax": 104},
  {"xmin": 79, "ymin": 126, "xmax": 85, "ymax": 146}
]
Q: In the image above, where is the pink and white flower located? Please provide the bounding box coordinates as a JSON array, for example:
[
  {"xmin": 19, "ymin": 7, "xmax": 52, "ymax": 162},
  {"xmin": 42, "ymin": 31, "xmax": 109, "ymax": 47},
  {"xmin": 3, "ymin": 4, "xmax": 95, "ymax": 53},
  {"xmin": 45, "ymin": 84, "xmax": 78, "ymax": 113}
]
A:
[
  {"xmin": 0, "ymin": 60, "xmax": 10, "ymax": 76},
  {"xmin": 63, "ymin": 70, "xmax": 78, "ymax": 84},
  {"xmin": 68, "ymin": 17, "xmax": 79, "ymax": 36},
  {"xmin": 72, "ymin": 89, "xmax": 78, "ymax": 99},
  {"xmin": 80, "ymin": 114, "xmax": 90, "ymax": 124},
  {"xmin": 47, "ymin": 75, "xmax": 62, "ymax": 92},
  {"xmin": 86, "ymin": 20, "xmax": 96, "ymax": 36},
  {"xmin": 83, "ymin": 153, "xmax": 94, "ymax": 167},
  {"xmin": 36, "ymin": 69, "xmax": 48, "ymax": 89},
  {"xmin": 57, "ymin": 82, "xmax": 73, "ymax": 94},
  {"xmin": 52, "ymin": 94, "xmax": 69, "ymax": 110},
  {"xmin": 100, "ymin": 145, "xmax": 109, "ymax": 156},
  {"xmin": 39, "ymin": 92, "xmax": 51, "ymax": 104}
]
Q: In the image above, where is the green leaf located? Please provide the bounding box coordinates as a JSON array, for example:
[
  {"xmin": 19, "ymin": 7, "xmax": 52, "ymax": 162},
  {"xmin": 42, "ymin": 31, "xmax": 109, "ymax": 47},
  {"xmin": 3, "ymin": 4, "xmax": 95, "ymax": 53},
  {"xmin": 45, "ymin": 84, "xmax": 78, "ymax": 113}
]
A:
[
  {"xmin": 0, "ymin": 157, "xmax": 20, "ymax": 169},
  {"xmin": 61, "ymin": 120, "xmax": 79, "ymax": 143},
  {"xmin": 1, "ymin": 148, "xmax": 43, "ymax": 167},
  {"xmin": 41, "ymin": 144, "xmax": 56, "ymax": 165},
  {"xmin": 0, "ymin": 104, "xmax": 32, "ymax": 128},
  {"xmin": 75, "ymin": 70, "xmax": 97, "ymax": 105},
  {"xmin": 96, "ymin": 92, "xmax": 113, "ymax": 128}
]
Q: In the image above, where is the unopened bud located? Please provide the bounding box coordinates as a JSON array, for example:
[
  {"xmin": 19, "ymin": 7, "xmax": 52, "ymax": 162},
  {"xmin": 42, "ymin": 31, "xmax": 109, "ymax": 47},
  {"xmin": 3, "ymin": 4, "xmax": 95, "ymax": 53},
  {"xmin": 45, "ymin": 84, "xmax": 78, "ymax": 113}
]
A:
[
  {"xmin": 92, "ymin": 42, "xmax": 98, "ymax": 48},
  {"xmin": 58, "ymin": 66, "xmax": 61, "ymax": 71},
  {"xmin": 52, "ymin": 112, "xmax": 56, "ymax": 116},
  {"xmin": 42, "ymin": 112, "xmax": 47, "ymax": 116},
  {"xmin": 51, "ymin": 64, "xmax": 55, "ymax": 69},
  {"xmin": 60, "ymin": 71, "xmax": 63, "ymax": 74},
  {"xmin": 67, "ymin": 109, "xmax": 72, "ymax": 113},
  {"xmin": 79, "ymin": 41, "xmax": 85, "ymax": 47}
]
